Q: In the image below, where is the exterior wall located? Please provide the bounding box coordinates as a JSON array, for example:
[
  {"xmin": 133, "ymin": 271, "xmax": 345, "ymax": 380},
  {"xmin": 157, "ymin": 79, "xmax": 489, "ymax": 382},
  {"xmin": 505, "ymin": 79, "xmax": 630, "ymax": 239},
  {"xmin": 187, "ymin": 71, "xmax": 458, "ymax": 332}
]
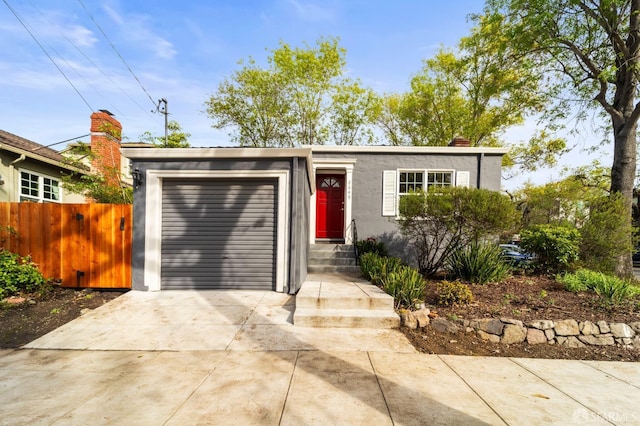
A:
[
  {"xmin": 312, "ymin": 150, "xmax": 504, "ymax": 261},
  {"xmin": 0, "ymin": 153, "xmax": 86, "ymax": 203},
  {"xmin": 288, "ymin": 157, "xmax": 311, "ymax": 293},
  {"xmin": 130, "ymin": 157, "xmax": 310, "ymax": 293}
]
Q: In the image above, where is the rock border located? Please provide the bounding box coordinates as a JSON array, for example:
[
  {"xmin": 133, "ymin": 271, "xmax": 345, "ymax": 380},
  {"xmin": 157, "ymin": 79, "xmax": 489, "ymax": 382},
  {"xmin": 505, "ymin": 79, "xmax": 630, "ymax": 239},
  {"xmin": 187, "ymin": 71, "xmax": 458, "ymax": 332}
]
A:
[{"xmin": 399, "ymin": 308, "xmax": 640, "ymax": 349}]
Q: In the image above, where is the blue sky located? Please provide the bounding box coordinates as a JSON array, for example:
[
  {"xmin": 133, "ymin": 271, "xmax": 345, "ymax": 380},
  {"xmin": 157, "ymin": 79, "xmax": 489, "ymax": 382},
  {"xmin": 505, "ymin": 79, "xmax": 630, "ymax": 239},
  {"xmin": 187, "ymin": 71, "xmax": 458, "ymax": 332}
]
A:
[{"xmin": 0, "ymin": 0, "xmax": 604, "ymax": 189}]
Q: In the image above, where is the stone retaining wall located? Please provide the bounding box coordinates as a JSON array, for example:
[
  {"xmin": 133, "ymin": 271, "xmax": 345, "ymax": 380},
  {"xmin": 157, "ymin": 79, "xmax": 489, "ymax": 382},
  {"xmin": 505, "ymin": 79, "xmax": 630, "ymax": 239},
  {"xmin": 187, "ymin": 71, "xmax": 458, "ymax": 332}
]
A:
[{"xmin": 399, "ymin": 309, "xmax": 640, "ymax": 349}]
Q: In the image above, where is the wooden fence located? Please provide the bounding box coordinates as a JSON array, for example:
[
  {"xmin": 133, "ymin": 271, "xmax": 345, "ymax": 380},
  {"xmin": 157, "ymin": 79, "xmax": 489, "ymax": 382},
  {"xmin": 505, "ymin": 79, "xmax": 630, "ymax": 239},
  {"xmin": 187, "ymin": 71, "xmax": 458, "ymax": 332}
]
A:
[{"xmin": 0, "ymin": 203, "xmax": 132, "ymax": 289}]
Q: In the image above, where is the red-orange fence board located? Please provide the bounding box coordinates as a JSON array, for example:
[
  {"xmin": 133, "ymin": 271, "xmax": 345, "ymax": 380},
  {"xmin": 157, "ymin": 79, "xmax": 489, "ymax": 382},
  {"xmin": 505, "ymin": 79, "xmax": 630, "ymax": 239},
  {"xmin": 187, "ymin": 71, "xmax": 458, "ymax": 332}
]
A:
[{"xmin": 0, "ymin": 203, "xmax": 132, "ymax": 289}]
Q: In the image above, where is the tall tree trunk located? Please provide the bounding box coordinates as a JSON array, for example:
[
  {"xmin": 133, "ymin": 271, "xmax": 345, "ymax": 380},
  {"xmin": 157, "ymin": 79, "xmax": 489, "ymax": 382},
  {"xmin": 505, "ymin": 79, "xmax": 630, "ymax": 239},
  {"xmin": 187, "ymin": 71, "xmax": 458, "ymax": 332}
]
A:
[{"xmin": 609, "ymin": 117, "xmax": 637, "ymax": 277}]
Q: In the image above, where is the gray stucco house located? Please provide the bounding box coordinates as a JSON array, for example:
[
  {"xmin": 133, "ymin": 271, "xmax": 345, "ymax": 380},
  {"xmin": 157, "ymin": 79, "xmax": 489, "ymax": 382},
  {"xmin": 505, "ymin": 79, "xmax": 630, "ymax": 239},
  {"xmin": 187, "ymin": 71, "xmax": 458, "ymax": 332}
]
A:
[{"xmin": 122, "ymin": 143, "xmax": 507, "ymax": 294}]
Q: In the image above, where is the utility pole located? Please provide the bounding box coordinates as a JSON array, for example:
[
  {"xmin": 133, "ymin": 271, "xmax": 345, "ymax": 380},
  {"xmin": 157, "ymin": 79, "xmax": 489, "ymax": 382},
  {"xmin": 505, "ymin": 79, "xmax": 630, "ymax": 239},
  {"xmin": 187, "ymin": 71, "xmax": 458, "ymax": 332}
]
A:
[{"xmin": 155, "ymin": 98, "xmax": 168, "ymax": 147}]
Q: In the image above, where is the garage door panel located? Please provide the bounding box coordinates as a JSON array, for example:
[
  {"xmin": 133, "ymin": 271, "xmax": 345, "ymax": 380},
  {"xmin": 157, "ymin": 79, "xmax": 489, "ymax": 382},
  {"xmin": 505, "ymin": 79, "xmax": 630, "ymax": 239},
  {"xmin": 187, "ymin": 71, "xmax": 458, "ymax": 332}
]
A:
[
  {"xmin": 162, "ymin": 201, "xmax": 276, "ymax": 211},
  {"xmin": 160, "ymin": 216, "xmax": 274, "ymax": 225},
  {"xmin": 163, "ymin": 235, "xmax": 276, "ymax": 244},
  {"xmin": 162, "ymin": 269, "xmax": 274, "ymax": 277},
  {"xmin": 161, "ymin": 178, "xmax": 277, "ymax": 290}
]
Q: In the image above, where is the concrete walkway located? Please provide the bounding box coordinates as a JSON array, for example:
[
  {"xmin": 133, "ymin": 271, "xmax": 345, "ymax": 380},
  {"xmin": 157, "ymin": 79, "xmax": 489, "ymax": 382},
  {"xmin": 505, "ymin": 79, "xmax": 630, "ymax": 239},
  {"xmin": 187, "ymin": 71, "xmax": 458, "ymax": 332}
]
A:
[{"xmin": 1, "ymin": 287, "xmax": 640, "ymax": 425}]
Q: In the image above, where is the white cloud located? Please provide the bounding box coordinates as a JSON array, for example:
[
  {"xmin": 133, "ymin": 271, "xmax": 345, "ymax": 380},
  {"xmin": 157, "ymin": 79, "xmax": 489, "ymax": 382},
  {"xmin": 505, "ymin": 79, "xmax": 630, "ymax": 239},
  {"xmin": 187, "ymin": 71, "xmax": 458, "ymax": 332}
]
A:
[
  {"xmin": 66, "ymin": 24, "xmax": 98, "ymax": 47},
  {"xmin": 100, "ymin": 7, "xmax": 177, "ymax": 60},
  {"xmin": 102, "ymin": 3, "xmax": 124, "ymax": 25},
  {"xmin": 285, "ymin": 0, "xmax": 337, "ymax": 22},
  {"xmin": 1, "ymin": 8, "xmax": 98, "ymax": 49},
  {"xmin": 154, "ymin": 38, "xmax": 177, "ymax": 60}
]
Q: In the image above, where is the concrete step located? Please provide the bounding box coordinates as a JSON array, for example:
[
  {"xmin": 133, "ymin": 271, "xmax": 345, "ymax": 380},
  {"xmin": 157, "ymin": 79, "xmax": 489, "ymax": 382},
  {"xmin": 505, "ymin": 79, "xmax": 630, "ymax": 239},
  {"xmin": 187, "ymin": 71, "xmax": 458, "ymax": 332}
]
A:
[
  {"xmin": 309, "ymin": 244, "xmax": 354, "ymax": 253},
  {"xmin": 308, "ymin": 250, "xmax": 355, "ymax": 259},
  {"xmin": 296, "ymin": 283, "xmax": 394, "ymax": 310},
  {"xmin": 307, "ymin": 265, "xmax": 361, "ymax": 274},
  {"xmin": 308, "ymin": 257, "xmax": 356, "ymax": 267},
  {"xmin": 293, "ymin": 308, "xmax": 400, "ymax": 328},
  {"xmin": 294, "ymin": 274, "xmax": 399, "ymax": 329}
]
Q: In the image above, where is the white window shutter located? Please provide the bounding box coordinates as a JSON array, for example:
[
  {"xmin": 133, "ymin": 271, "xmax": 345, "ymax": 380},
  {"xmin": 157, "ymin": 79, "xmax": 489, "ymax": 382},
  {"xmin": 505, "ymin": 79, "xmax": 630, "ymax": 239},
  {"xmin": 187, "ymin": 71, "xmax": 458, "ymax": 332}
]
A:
[
  {"xmin": 456, "ymin": 171, "xmax": 470, "ymax": 188},
  {"xmin": 382, "ymin": 170, "xmax": 397, "ymax": 216}
]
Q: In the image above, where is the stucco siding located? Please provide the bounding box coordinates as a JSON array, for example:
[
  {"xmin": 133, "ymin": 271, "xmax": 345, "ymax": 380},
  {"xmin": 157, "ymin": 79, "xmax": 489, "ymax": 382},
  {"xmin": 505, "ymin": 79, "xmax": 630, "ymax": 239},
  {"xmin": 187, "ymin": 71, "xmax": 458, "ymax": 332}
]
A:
[
  {"xmin": 129, "ymin": 156, "xmax": 309, "ymax": 292},
  {"xmin": 313, "ymin": 151, "xmax": 504, "ymax": 261}
]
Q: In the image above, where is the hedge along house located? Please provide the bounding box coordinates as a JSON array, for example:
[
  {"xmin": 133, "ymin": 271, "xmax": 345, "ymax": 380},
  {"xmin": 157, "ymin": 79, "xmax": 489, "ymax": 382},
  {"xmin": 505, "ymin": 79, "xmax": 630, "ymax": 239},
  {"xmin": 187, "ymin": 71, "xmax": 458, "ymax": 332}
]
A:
[{"xmin": 122, "ymin": 140, "xmax": 507, "ymax": 294}]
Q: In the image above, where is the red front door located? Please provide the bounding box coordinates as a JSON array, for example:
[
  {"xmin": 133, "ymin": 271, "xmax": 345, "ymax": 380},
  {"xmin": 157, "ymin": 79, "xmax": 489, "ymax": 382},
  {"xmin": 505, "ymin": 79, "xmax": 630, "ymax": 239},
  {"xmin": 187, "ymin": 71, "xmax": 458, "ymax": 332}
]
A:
[{"xmin": 316, "ymin": 175, "xmax": 345, "ymax": 239}]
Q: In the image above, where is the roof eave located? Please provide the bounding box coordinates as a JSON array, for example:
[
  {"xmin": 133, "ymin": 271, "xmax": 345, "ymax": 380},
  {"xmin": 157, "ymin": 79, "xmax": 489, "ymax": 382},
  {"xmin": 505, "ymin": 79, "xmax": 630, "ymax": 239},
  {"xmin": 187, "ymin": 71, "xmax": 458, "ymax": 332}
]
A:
[
  {"xmin": 306, "ymin": 145, "xmax": 510, "ymax": 155},
  {"xmin": 0, "ymin": 144, "xmax": 87, "ymax": 174}
]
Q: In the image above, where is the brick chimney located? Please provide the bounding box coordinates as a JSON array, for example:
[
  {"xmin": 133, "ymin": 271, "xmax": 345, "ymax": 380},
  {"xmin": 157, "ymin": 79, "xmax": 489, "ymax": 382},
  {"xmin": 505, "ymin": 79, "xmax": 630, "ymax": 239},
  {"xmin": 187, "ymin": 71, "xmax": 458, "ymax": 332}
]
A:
[
  {"xmin": 90, "ymin": 110, "xmax": 122, "ymax": 185},
  {"xmin": 449, "ymin": 136, "xmax": 471, "ymax": 147}
]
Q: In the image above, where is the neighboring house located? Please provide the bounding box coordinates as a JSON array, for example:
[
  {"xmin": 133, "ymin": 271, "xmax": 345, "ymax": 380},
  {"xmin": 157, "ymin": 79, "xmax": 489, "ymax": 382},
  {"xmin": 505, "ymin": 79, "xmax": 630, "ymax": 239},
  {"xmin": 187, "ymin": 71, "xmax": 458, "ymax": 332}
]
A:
[
  {"xmin": 0, "ymin": 110, "xmax": 152, "ymax": 204},
  {"xmin": 62, "ymin": 110, "xmax": 154, "ymax": 190},
  {"xmin": 123, "ymin": 138, "xmax": 507, "ymax": 294},
  {"xmin": 0, "ymin": 129, "xmax": 86, "ymax": 203}
]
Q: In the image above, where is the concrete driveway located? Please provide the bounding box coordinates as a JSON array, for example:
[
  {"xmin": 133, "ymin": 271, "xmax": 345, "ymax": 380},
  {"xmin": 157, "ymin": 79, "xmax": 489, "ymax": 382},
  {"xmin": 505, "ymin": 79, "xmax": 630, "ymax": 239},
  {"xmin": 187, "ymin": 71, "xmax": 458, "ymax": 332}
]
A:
[{"xmin": 1, "ymin": 289, "xmax": 640, "ymax": 425}]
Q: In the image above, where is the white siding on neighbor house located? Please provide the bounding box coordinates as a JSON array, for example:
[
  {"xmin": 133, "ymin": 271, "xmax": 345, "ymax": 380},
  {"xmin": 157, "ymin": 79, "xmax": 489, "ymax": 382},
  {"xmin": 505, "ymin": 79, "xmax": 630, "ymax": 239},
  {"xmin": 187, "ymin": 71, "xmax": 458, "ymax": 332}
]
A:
[{"xmin": 0, "ymin": 159, "xmax": 86, "ymax": 203}]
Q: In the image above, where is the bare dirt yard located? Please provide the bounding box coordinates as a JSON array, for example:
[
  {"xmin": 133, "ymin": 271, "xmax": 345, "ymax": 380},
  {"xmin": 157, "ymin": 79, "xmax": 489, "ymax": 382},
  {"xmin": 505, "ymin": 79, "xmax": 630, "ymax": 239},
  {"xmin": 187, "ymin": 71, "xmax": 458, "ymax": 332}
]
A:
[
  {"xmin": 403, "ymin": 275, "xmax": 640, "ymax": 362},
  {"xmin": 0, "ymin": 286, "xmax": 126, "ymax": 348}
]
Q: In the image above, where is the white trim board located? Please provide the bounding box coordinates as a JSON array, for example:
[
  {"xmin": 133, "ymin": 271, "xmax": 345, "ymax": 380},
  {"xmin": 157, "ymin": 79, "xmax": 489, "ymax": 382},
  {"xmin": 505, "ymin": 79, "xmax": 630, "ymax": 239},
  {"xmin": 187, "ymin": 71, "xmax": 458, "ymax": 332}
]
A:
[{"xmin": 143, "ymin": 169, "xmax": 290, "ymax": 292}]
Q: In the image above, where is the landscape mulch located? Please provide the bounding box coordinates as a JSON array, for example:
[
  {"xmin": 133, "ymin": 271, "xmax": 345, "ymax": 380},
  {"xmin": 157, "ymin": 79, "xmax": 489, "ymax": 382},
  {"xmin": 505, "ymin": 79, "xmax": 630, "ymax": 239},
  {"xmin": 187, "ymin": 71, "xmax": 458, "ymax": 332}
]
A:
[
  {"xmin": 402, "ymin": 275, "xmax": 640, "ymax": 362},
  {"xmin": 0, "ymin": 286, "xmax": 126, "ymax": 348}
]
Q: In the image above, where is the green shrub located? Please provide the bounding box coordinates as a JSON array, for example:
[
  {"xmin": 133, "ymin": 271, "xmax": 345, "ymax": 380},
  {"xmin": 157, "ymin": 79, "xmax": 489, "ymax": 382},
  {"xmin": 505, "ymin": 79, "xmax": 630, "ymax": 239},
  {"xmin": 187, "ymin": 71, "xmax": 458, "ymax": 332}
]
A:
[
  {"xmin": 381, "ymin": 265, "xmax": 427, "ymax": 308},
  {"xmin": 398, "ymin": 186, "xmax": 519, "ymax": 276},
  {"xmin": 359, "ymin": 252, "xmax": 403, "ymax": 285},
  {"xmin": 0, "ymin": 249, "xmax": 46, "ymax": 299},
  {"xmin": 359, "ymin": 252, "xmax": 425, "ymax": 308},
  {"xmin": 359, "ymin": 252, "xmax": 382, "ymax": 281},
  {"xmin": 357, "ymin": 238, "xmax": 388, "ymax": 258},
  {"xmin": 557, "ymin": 270, "xmax": 589, "ymax": 293},
  {"xmin": 557, "ymin": 269, "xmax": 635, "ymax": 306},
  {"xmin": 372, "ymin": 257, "xmax": 403, "ymax": 286},
  {"xmin": 435, "ymin": 280, "xmax": 473, "ymax": 306},
  {"xmin": 579, "ymin": 193, "xmax": 635, "ymax": 274},
  {"xmin": 520, "ymin": 224, "xmax": 580, "ymax": 273},
  {"xmin": 446, "ymin": 241, "xmax": 512, "ymax": 284}
]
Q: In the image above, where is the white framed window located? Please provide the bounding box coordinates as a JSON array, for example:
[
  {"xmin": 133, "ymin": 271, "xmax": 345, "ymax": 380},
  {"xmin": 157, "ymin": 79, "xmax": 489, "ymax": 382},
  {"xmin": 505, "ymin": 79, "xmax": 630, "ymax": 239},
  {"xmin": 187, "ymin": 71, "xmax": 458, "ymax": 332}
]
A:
[
  {"xmin": 19, "ymin": 170, "xmax": 60, "ymax": 203},
  {"xmin": 397, "ymin": 170, "xmax": 425, "ymax": 216},
  {"xmin": 426, "ymin": 170, "xmax": 453, "ymax": 189},
  {"xmin": 382, "ymin": 169, "xmax": 470, "ymax": 216},
  {"xmin": 399, "ymin": 170, "xmax": 424, "ymax": 195}
]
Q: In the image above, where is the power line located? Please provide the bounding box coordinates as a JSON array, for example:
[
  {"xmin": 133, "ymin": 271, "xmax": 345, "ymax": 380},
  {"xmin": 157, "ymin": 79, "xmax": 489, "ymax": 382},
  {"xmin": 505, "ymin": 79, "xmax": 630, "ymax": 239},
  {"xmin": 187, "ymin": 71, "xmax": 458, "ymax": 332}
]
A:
[
  {"xmin": 26, "ymin": 1, "xmax": 154, "ymax": 118},
  {"xmin": 3, "ymin": 0, "xmax": 94, "ymax": 112},
  {"xmin": 31, "ymin": 134, "xmax": 91, "ymax": 152},
  {"xmin": 78, "ymin": 0, "xmax": 157, "ymax": 109}
]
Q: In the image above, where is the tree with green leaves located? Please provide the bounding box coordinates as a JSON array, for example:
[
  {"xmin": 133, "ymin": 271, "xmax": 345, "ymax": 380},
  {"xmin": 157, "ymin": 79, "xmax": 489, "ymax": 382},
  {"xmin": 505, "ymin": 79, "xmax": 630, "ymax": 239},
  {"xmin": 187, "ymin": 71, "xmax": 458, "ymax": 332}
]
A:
[
  {"xmin": 376, "ymin": 20, "xmax": 567, "ymax": 174},
  {"xmin": 62, "ymin": 120, "xmax": 191, "ymax": 203},
  {"xmin": 398, "ymin": 187, "xmax": 518, "ymax": 275},
  {"xmin": 514, "ymin": 162, "xmax": 633, "ymax": 274},
  {"xmin": 478, "ymin": 0, "xmax": 640, "ymax": 276},
  {"xmin": 61, "ymin": 142, "xmax": 132, "ymax": 204},
  {"xmin": 514, "ymin": 162, "xmax": 610, "ymax": 228},
  {"xmin": 139, "ymin": 120, "xmax": 191, "ymax": 148},
  {"xmin": 205, "ymin": 37, "xmax": 380, "ymax": 147}
]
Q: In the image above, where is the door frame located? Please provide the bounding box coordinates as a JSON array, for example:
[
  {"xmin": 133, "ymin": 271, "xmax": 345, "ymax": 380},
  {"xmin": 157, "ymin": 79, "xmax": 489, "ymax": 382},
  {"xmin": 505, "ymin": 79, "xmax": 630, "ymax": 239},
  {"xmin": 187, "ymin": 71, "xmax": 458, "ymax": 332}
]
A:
[
  {"xmin": 315, "ymin": 174, "xmax": 346, "ymax": 240},
  {"xmin": 310, "ymin": 158, "xmax": 356, "ymax": 244},
  {"xmin": 143, "ymin": 169, "xmax": 290, "ymax": 292}
]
